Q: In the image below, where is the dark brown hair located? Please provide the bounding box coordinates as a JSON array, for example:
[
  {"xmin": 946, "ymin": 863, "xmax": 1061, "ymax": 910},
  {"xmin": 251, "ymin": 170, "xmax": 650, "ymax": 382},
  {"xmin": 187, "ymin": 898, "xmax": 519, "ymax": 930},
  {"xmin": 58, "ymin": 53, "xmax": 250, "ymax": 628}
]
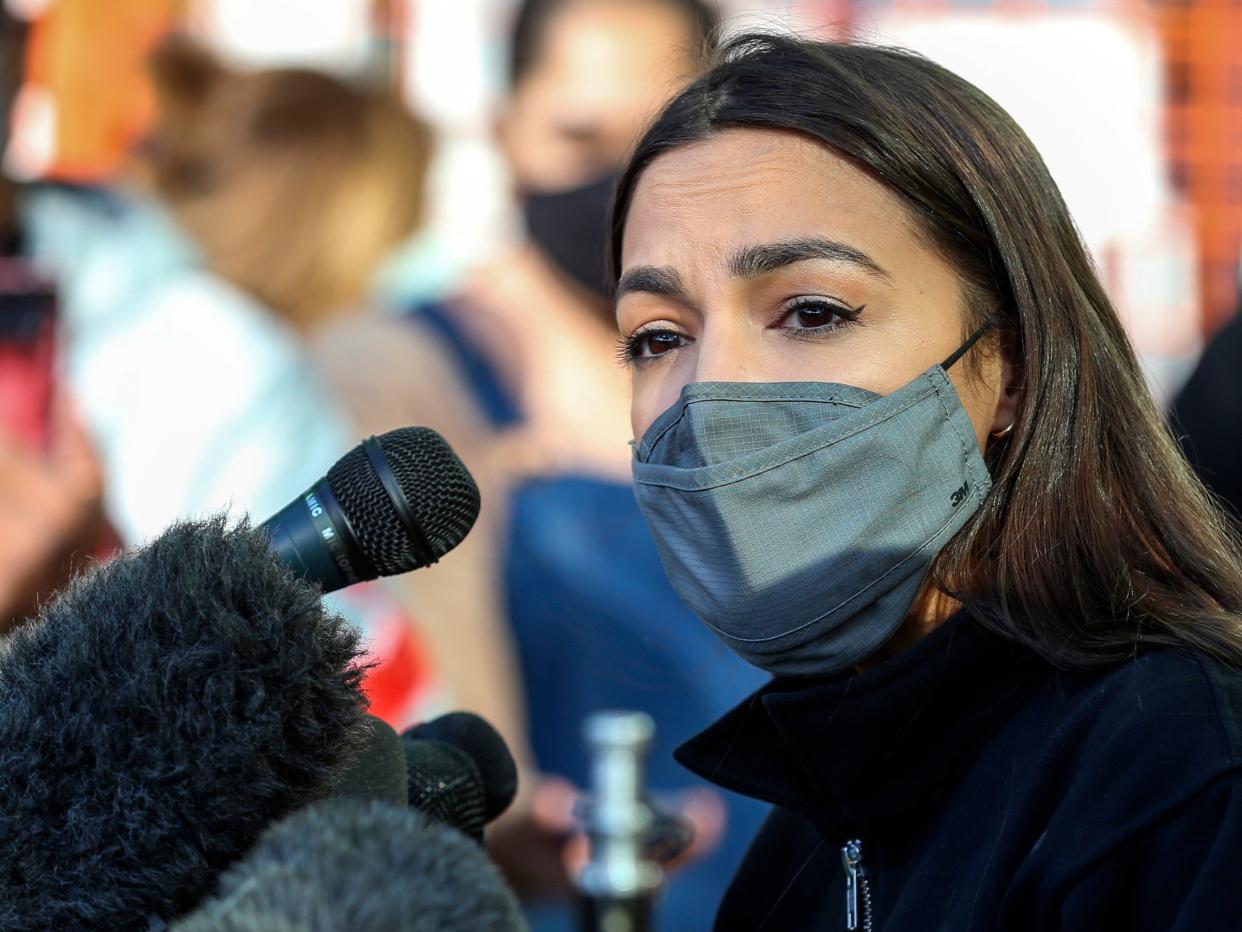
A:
[
  {"xmin": 509, "ymin": 0, "xmax": 719, "ymax": 86},
  {"xmin": 609, "ymin": 34, "xmax": 1242, "ymax": 669}
]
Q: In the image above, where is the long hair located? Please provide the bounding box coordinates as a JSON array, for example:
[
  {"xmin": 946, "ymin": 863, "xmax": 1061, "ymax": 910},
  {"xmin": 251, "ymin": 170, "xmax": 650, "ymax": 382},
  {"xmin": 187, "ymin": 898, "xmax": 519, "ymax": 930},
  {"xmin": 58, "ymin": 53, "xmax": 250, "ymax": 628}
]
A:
[
  {"xmin": 609, "ymin": 34, "xmax": 1242, "ymax": 669},
  {"xmin": 140, "ymin": 38, "xmax": 432, "ymax": 332}
]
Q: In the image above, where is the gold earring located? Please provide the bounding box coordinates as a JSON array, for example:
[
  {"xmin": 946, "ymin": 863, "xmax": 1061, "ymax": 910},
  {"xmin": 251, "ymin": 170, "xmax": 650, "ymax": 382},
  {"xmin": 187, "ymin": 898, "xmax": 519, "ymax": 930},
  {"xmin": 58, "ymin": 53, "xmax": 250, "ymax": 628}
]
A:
[{"xmin": 990, "ymin": 422, "xmax": 1015, "ymax": 439}]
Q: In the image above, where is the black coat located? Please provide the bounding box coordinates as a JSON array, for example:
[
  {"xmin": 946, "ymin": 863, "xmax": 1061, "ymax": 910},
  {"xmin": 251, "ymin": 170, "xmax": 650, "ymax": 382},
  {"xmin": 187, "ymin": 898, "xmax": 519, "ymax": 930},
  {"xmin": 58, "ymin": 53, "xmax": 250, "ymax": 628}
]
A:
[
  {"xmin": 676, "ymin": 611, "xmax": 1242, "ymax": 931},
  {"xmin": 1173, "ymin": 309, "xmax": 1242, "ymax": 522}
]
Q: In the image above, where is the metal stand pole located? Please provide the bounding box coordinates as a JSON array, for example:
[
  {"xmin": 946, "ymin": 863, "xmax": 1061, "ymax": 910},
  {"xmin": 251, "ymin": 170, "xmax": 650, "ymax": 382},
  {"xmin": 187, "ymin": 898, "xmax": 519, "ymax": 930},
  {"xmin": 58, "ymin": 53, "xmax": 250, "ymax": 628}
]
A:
[{"xmin": 576, "ymin": 711, "xmax": 663, "ymax": 932}]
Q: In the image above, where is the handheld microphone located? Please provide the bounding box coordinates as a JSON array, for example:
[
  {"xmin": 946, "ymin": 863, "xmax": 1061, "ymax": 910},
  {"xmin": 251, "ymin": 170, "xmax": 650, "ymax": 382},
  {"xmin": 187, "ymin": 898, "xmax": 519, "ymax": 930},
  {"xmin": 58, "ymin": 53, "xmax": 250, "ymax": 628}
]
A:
[
  {"xmin": 335, "ymin": 711, "xmax": 519, "ymax": 842},
  {"xmin": 402, "ymin": 712, "xmax": 520, "ymax": 843},
  {"xmin": 261, "ymin": 427, "xmax": 480, "ymax": 593}
]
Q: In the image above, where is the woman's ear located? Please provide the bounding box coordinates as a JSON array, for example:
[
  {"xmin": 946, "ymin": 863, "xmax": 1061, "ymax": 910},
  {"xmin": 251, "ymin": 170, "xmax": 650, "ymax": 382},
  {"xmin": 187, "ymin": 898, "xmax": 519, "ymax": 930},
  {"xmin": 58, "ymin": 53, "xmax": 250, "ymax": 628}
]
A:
[{"xmin": 989, "ymin": 346, "xmax": 1021, "ymax": 436}]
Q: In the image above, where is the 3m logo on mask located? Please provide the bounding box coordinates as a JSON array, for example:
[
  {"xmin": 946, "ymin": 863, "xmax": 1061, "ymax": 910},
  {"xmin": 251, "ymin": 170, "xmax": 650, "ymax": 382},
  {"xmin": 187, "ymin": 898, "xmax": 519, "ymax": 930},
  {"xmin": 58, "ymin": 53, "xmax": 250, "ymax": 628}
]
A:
[{"xmin": 950, "ymin": 482, "xmax": 970, "ymax": 508}]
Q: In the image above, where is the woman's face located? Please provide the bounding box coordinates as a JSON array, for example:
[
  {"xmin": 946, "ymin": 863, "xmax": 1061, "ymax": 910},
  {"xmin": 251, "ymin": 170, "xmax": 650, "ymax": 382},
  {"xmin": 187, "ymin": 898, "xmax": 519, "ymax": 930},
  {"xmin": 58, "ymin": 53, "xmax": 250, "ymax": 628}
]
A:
[{"xmin": 617, "ymin": 128, "xmax": 1017, "ymax": 446}]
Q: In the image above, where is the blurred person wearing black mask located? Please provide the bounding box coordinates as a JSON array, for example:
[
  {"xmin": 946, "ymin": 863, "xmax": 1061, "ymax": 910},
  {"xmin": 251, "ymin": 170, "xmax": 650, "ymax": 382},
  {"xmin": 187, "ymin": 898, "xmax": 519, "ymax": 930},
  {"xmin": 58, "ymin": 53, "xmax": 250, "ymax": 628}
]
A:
[
  {"xmin": 418, "ymin": 0, "xmax": 720, "ymax": 478},
  {"xmin": 311, "ymin": 1, "xmax": 774, "ymax": 927}
]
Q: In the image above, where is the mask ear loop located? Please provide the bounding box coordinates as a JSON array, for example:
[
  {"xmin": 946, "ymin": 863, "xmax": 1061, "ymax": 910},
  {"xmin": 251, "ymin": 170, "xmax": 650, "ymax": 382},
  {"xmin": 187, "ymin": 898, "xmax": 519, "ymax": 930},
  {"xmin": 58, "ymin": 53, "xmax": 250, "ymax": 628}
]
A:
[
  {"xmin": 944, "ymin": 317, "xmax": 1019, "ymax": 461},
  {"xmin": 939, "ymin": 318, "xmax": 995, "ymax": 372}
]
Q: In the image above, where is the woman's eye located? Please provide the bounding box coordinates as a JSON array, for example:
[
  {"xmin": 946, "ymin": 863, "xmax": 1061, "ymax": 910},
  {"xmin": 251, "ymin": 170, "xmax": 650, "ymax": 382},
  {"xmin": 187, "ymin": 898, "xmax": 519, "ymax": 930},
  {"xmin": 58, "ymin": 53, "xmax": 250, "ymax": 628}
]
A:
[
  {"xmin": 620, "ymin": 328, "xmax": 690, "ymax": 363},
  {"xmin": 778, "ymin": 299, "xmax": 864, "ymax": 333}
]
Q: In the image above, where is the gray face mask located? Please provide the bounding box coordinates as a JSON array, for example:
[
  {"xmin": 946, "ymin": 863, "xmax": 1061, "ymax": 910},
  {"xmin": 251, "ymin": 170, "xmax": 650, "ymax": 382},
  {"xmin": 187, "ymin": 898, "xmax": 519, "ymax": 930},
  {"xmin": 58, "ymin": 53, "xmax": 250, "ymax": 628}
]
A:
[{"xmin": 631, "ymin": 331, "xmax": 993, "ymax": 677}]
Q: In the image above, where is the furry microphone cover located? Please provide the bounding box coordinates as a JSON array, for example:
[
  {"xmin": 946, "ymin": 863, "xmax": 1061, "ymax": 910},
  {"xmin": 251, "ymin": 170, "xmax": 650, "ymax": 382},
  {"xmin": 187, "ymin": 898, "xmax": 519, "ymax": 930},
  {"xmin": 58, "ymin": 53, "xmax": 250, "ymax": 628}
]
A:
[
  {"xmin": 0, "ymin": 517, "xmax": 371, "ymax": 931},
  {"xmin": 173, "ymin": 799, "xmax": 528, "ymax": 931}
]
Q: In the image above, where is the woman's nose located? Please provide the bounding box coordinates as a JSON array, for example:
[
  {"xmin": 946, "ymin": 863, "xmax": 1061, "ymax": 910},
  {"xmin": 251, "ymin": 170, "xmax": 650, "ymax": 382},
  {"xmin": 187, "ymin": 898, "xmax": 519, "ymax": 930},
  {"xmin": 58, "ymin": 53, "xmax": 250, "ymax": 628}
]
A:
[{"xmin": 690, "ymin": 322, "xmax": 756, "ymax": 384}]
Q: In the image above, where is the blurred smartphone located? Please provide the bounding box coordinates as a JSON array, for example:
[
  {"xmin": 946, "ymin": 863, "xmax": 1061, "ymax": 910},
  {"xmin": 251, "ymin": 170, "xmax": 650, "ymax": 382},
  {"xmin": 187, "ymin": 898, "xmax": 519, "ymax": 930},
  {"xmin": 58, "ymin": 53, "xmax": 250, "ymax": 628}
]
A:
[{"xmin": 0, "ymin": 257, "xmax": 56, "ymax": 451}]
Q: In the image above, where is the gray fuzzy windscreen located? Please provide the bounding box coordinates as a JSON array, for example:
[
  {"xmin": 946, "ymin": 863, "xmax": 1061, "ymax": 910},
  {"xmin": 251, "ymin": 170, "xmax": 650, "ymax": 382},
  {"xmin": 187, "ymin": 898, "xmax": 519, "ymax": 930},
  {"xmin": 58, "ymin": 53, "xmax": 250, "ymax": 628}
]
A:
[
  {"xmin": 173, "ymin": 798, "xmax": 528, "ymax": 932},
  {"xmin": 0, "ymin": 517, "xmax": 370, "ymax": 931}
]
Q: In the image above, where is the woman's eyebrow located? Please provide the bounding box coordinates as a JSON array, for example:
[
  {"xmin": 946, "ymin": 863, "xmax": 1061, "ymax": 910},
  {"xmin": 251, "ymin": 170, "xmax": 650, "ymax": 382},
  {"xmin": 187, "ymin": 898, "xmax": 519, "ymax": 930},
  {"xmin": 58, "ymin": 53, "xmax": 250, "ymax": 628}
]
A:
[
  {"xmin": 728, "ymin": 236, "xmax": 892, "ymax": 281},
  {"xmin": 615, "ymin": 237, "xmax": 889, "ymax": 301},
  {"xmin": 615, "ymin": 265, "xmax": 687, "ymax": 300}
]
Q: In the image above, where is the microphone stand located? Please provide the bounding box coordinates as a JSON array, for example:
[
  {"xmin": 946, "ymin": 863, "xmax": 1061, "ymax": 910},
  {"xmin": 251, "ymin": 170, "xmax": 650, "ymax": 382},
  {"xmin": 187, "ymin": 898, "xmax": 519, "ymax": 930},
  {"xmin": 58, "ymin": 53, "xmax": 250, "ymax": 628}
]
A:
[{"xmin": 576, "ymin": 711, "xmax": 663, "ymax": 932}]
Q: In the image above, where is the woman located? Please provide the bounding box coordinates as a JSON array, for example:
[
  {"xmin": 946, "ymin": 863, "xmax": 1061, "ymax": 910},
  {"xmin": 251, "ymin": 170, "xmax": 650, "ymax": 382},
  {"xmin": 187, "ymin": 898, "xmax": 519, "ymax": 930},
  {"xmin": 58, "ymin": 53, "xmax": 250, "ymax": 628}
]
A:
[{"xmin": 611, "ymin": 34, "xmax": 1242, "ymax": 930}]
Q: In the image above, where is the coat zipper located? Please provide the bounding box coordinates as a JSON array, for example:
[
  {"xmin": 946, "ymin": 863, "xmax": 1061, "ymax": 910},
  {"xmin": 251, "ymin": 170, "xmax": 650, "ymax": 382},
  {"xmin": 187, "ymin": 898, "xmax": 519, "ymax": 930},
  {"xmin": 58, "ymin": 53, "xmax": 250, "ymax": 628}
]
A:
[{"xmin": 842, "ymin": 839, "xmax": 874, "ymax": 932}]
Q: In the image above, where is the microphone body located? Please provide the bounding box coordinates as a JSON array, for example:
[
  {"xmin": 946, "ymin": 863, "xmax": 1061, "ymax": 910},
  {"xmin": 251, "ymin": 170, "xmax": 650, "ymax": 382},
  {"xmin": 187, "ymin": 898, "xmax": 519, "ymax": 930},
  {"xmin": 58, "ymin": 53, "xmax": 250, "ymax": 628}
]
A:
[{"xmin": 263, "ymin": 474, "xmax": 368, "ymax": 592}]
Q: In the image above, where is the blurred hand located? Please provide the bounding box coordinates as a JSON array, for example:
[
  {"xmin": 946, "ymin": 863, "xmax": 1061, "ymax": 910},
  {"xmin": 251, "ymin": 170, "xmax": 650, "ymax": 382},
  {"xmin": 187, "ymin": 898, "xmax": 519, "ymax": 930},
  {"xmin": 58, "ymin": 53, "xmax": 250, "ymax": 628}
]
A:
[
  {"xmin": 648, "ymin": 786, "xmax": 727, "ymax": 872},
  {"xmin": 486, "ymin": 775, "xmax": 583, "ymax": 899},
  {"xmin": 487, "ymin": 774, "xmax": 727, "ymax": 900},
  {"xmin": 0, "ymin": 395, "xmax": 105, "ymax": 628},
  {"xmin": 461, "ymin": 247, "xmax": 634, "ymax": 481}
]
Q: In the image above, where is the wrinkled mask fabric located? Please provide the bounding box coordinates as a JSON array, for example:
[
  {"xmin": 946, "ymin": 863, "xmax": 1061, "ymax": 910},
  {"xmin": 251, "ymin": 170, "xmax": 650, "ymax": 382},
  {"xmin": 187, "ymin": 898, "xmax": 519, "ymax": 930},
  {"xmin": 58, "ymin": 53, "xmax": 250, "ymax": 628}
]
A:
[{"xmin": 631, "ymin": 338, "xmax": 992, "ymax": 677}]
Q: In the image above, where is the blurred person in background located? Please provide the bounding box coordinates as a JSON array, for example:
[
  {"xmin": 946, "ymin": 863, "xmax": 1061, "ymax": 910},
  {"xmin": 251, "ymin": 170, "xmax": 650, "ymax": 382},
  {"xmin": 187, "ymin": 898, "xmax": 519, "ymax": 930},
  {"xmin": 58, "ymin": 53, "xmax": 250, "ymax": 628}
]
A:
[
  {"xmin": 34, "ymin": 35, "xmax": 430, "ymax": 542},
  {"xmin": 139, "ymin": 39, "xmax": 430, "ymax": 343},
  {"xmin": 315, "ymin": 0, "xmax": 770, "ymax": 926},
  {"xmin": 0, "ymin": 5, "xmax": 108, "ymax": 630},
  {"xmin": 1172, "ymin": 292, "xmax": 1242, "ymax": 522},
  {"xmin": 16, "ymin": 36, "xmax": 440, "ymax": 725}
]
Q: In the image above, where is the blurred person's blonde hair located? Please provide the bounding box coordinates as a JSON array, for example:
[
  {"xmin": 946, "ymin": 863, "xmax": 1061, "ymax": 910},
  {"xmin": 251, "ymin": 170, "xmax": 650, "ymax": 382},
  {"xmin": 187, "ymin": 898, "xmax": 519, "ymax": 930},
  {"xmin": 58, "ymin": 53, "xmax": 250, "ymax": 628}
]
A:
[{"xmin": 140, "ymin": 38, "xmax": 432, "ymax": 332}]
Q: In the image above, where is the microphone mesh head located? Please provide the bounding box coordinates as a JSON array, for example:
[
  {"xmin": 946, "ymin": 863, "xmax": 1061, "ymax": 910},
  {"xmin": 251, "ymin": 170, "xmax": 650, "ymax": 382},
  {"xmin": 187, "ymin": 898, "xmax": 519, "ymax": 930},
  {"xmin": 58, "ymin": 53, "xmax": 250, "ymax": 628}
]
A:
[
  {"xmin": 326, "ymin": 427, "xmax": 480, "ymax": 576},
  {"xmin": 407, "ymin": 712, "xmax": 518, "ymax": 823}
]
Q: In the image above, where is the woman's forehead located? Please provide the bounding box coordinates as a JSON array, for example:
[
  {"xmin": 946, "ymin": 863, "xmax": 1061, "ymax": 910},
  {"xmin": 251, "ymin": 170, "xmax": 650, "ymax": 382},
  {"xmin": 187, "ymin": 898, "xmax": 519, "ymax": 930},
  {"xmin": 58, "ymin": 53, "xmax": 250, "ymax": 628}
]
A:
[{"xmin": 621, "ymin": 127, "xmax": 925, "ymax": 272}]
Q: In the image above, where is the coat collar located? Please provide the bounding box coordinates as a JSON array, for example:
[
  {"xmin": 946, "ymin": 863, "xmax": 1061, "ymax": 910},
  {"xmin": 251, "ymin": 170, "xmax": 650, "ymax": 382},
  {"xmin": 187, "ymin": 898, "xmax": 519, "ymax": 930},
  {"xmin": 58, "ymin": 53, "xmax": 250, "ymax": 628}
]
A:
[{"xmin": 675, "ymin": 610, "xmax": 1049, "ymax": 838}]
